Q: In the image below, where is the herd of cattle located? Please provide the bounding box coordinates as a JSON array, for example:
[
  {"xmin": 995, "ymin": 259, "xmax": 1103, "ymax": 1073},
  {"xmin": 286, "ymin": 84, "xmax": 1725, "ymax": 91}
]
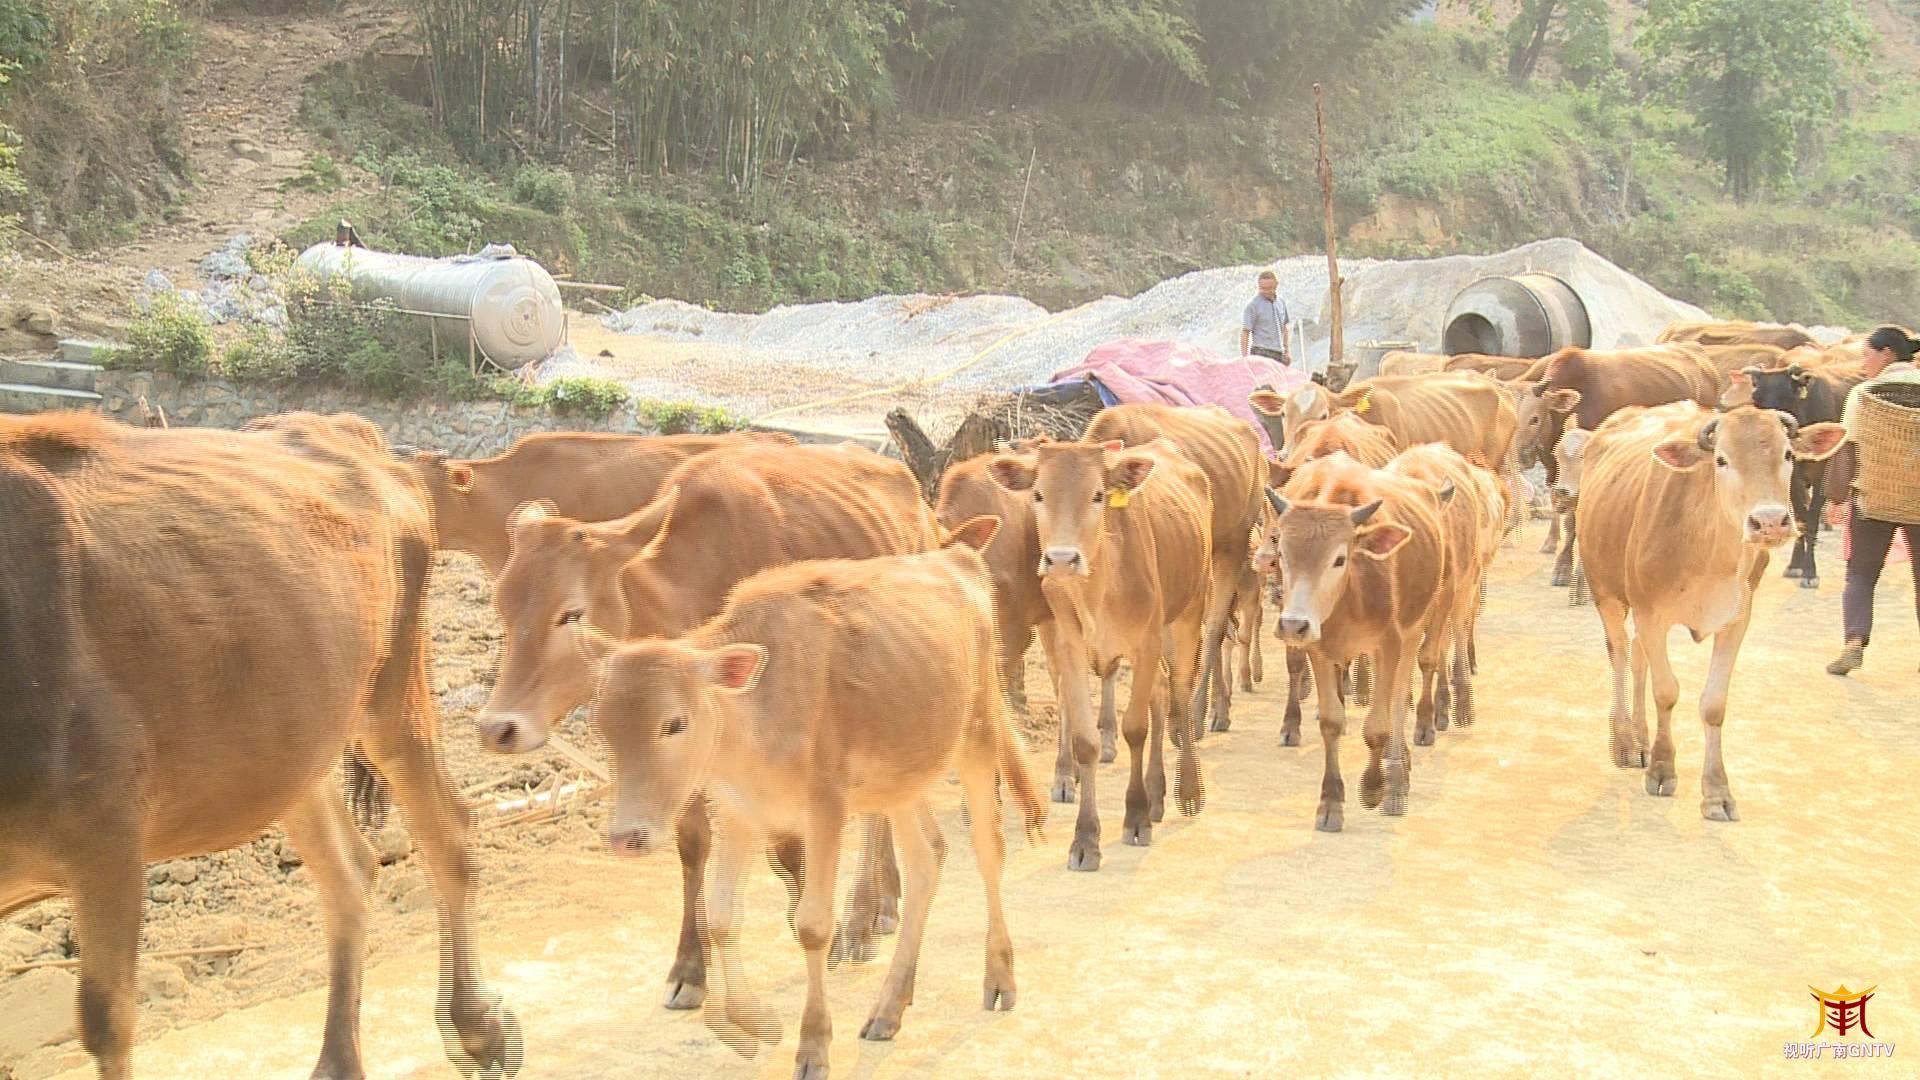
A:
[{"xmin": 0, "ymin": 318, "xmax": 1856, "ymax": 1080}]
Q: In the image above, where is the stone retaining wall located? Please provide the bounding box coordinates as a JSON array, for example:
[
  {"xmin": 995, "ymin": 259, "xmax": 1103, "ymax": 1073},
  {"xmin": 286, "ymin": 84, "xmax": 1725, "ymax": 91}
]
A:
[{"xmin": 95, "ymin": 370, "xmax": 672, "ymax": 457}]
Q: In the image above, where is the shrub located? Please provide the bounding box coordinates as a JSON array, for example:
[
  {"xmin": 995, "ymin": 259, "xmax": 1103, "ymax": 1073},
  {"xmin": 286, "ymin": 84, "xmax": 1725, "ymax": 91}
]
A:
[
  {"xmin": 112, "ymin": 291, "xmax": 214, "ymax": 375},
  {"xmin": 632, "ymin": 400, "xmax": 746, "ymax": 435},
  {"xmin": 510, "ymin": 164, "xmax": 574, "ymax": 214},
  {"xmin": 541, "ymin": 376, "xmax": 629, "ymax": 419}
]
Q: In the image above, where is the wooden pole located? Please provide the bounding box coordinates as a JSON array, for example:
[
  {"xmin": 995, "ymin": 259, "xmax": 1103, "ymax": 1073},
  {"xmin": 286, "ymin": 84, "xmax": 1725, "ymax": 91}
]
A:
[{"xmin": 1314, "ymin": 82, "xmax": 1344, "ymax": 378}]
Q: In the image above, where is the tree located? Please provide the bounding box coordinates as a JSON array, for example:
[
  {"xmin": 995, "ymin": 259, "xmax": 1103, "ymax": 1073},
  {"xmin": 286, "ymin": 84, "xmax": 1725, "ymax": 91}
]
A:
[
  {"xmin": 1450, "ymin": 0, "xmax": 1610, "ymax": 85},
  {"xmin": 1638, "ymin": 0, "xmax": 1870, "ymax": 203}
]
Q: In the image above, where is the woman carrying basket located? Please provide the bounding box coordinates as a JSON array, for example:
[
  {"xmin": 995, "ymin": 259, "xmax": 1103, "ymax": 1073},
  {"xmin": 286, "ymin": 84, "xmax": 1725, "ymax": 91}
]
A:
[{"xmin": 1825, "ymin": 325, "xmax": 1920, "ymax": 675}]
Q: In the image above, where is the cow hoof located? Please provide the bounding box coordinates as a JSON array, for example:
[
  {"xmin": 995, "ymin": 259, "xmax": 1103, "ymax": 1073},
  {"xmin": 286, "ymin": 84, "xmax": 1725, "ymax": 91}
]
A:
[
  {"xmin": 1100, "ymin": 734, "xmax": 1118, "ymax": 764},
  {"xmin": 1413, "ymin": 726, "xmax": 1435, "ymax": 747},
  {"xmin": 1359, "ymin": 767, "xmax": 1384, "ymax": 810},
  {"xmin": 1645, "ymin": 763, "xmax": 1678, "ymax": 798},
  {"xmin": 1610, "ymin": 741, "xmax": 1647, "ymax": 770},
  {"xmin": 1701, "ymin": 795, "xmax": 1740, "ymax": 822},
  {"xmin": 447, "ymin": 1002, "xmax": 524, "ymax": 1080},
  {"xmin": 1050, "ymin": 778, "xmax": 1076, "ymax": 805},
  {"xmin": 1800, "ymin": 576, "xmax": 1819, "ymax": 590},
  {"xmin": 1315, "ymin": 803, "xmax": 1344, "ymax": 832},
  {"xmin": 794, "ymin": 1062, "xmax": 830, "ymax": 1080},
  {"xmin": 1551, "ymin": 570, "xmax": 1571, "ymax": 588},
  {"xmin": 860, "ymin": 1012, "xmax": 902, "ymax": 1042},
  {"xmin": 664, "ymin": 980, "xmax": 707, "ymax": 1010},
  {"xmin": 1280, "ymin": 726, "xmax": 1301, "ymax": 748},
  {"xmin": 1784, "ymin": 565, "xmax": 1804, "ymax": 579},
  {"xmin": 1123, "ymin": 821, "xmax": 1152, "ymax": 847},
  {"xmin": 829, "ymin": 921, "xmax": 878, "ymax": 969},
  {"xmin": 1068, "ymin": 841, "xmax": 1103, "ymax": 872},
  {"xmin": 1210, "ymin": 715, "xmax": 1232, "ymax": 733},
  {"xmin": 983, "ymin": 979, "xmax": 1016, "ymax": 1012}
]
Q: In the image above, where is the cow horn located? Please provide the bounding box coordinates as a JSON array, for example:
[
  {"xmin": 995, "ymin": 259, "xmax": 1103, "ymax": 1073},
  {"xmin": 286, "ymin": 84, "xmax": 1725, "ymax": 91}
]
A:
[
  {"xmin": 1787, "ymin": 363, "xmax": 1806, "ymax": 378},
  {"xmin": 1265, "ymin": 489, "xmax": 1290, "ymax": 517},
  {"xmin": 1696, "ymin": 418, "xmax": 1721, "ymax": 451},
  {"xmin": 1773, "ymin": 410, "xmax": 1800, "ymax": 440},
  {"xmin": 1349, "ymin": 499, "xmax": 1383, "ymax": 526}
]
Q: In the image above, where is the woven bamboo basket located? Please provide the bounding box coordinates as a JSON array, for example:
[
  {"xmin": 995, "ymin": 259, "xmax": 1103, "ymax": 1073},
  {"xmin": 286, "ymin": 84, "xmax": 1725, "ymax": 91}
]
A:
[{"xmin": 1854, "ymin": 381, "xmax": 1920, "ymax": 523}]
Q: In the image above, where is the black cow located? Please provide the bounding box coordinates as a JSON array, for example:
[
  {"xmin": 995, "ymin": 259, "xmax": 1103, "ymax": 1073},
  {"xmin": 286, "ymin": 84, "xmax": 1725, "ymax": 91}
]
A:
[{"xmin": 1746, "ymin": 363, "xmax": 1865, "ymax": 588}]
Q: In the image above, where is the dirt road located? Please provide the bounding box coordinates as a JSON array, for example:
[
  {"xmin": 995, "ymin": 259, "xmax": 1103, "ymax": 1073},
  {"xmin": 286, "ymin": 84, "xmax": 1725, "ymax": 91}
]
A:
[{"xmin": 37, "ymin": 530, "xmax": 1920, "ymax": 1080}]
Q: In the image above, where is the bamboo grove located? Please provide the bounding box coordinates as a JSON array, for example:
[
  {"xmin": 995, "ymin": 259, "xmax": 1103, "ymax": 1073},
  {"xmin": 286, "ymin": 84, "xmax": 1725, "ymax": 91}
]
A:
[{"xmin": 406, "ymin": 0, "xmax": 1428, "ymax": 189}]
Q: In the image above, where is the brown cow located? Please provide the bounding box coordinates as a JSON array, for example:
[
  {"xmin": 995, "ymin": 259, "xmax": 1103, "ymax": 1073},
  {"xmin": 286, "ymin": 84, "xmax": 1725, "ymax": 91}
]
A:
[
  {"xmin": 0, "ymin": 411, "xmax": 519, "ymax": 1080},
  {"xmin": 1511, "ymin": 344, "xmax": 1721, "ymax": 587},
  {"xmin": 1576, "ymin": 402, "xmax": 1846, "ymax": 820},
  {"xmin": 1264, "ymin": 372, "xmax": 1519, "ymax": 487},
  {"xmin": 1657, "ymin": 320, "xmax": 1816, "ymax": 351},
  {"xmin": 1701, "ymin": 343, "xmax": 1790, "ymax": 386},
  {"xmin": 399, "ymin": 430, "xmax": 793, "ymax": 577},
  {"xmin": 1266, "ymin": 451, "xmax": 1452, "ymax": 831},
  {"xmin": 477, "ymin": 442, "xmax": 938, "ymax": 1007},
  {"xmin": 1382, "ymin": 443, "xmax": 1501, "ymax": 739},
  {"xmin": 572, "ymin": 518, "xmax": 1045, "ymax": 1079},
  {"xmin": 989, "ymin": 438, "xmax": 1212, "ymax": 870},
  {"xmin": 1445, "ymin": 353, "xmax": 1543, "ymax": 381},
  {"xmin": 1380, "ymin": 350, "xmax": 1447, "ymax": 377},
  {"xmin": 1248, "ymin": 380, "xmax": 1334, "ymax": 455},
  {"xmin": 1084, "ymin": 403, "xmax": 1266, "ymax": 737}
]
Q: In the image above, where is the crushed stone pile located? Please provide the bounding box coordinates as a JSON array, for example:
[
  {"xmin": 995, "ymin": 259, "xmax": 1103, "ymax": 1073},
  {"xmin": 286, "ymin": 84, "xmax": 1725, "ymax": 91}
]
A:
[{"xmin": 561, "ymin": 238, "xmax": 1712, "ymax": 444}]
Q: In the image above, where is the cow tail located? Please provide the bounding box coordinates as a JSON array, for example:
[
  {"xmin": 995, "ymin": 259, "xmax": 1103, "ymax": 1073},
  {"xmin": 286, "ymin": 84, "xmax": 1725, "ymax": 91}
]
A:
[
  {"xmin": 342, "ymin": 743, "xmax": 392, "ymax": 833},
  {"xmin": 995, "ymin": 711, "xmax": 1048, "ymax": 844}
]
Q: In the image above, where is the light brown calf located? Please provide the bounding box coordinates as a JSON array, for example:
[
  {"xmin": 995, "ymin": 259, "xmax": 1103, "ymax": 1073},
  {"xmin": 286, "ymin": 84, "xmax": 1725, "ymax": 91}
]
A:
[
  {"xmin": 574, "ymin": 518, "xmax": 1045, "ymax": 1080},
  {"xmin": 0, "ymin": 411, "xmax": 518, "ymax": 1080},
  {"xmin": 1445, "ymin": 353, "xmax": 1543, "ymax": 381},
  {"xmin": 1380, "ymin": 349, "xmax": 1448, "ymax": 376},
  {"xmin": 1248, "ymin": 380, "xmax": 1334, "ymax": 456},
  {"xmin": 1085, "ymin": 403, "xmax": 1266, "ymax": 737},
  {"xmin": 1656, "ymin": 319, "xmax": 1816, "ymax": 351},
  {"xmin": 989, "ymin": 438, "xmax": 1212, "ymax": 870},
  {"xmin": 398, "ymin": 430, "xmax": 792, "ymax": 577},
  {"xmin": 1267, "ymin": 451, "xmax": 1451, "ymax": 831},
  {"xmin": 1576, "ymin": 403, "xmax": 1846, "ymax": 820},
  {"xmin": 478, "ymin": 442, "xmax": 938, "ymax": 1008}
]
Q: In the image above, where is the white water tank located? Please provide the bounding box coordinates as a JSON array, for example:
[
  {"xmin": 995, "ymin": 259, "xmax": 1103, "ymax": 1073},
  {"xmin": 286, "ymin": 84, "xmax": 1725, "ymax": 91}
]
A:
[{"xmin": 294, "ymin": 242, "xmax": 566, "ymax": 369}]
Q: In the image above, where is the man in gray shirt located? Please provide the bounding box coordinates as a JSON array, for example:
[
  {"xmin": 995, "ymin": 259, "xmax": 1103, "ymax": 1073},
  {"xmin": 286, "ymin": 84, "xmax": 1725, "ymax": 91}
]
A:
[{"xmin": 1240, "ymin": 269, "xmax": 1291, "ymax": 365}]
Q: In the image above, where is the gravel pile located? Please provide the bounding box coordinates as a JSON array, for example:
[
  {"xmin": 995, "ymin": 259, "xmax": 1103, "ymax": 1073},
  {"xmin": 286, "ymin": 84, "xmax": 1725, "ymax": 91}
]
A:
[
  {"xmin": 140, "ymin": 235, "xmax": 289, "ymax": 329},
  {"xmin": 568, "ymin": 237, "xmax": 1712, "ymax": 442}
]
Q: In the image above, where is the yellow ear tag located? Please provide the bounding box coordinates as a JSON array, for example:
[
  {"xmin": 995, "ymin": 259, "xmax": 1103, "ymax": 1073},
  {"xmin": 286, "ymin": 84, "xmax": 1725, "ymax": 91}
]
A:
[
  {"xmin": 1107, "ymin": 487, "xmax": 1131, "ymax": 509},
  {"xmin": 1799, "ymin": 384, "xmax": 1811, "ymax": 400},
  {"xmin": 1355, "ymin": 393, "xmax": 1373, "ymax": 415}
]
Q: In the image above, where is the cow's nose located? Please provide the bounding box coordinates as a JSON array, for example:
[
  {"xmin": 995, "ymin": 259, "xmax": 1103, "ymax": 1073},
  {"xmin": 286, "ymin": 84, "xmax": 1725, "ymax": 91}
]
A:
[
  {"xmin": 1278, "ymin": 615, "xmax": 1313, "ymax": 641},
  {"xmin": 608, "ymin": 825, "xmax": 654, "ymax": 857},
  {"xmin": 1747, "ymin": 507, "xmax": 1793, "ymax": 539},
  {"xmin": 477, "ymin": 712, "xmax": 545, "ymax": 754},
  {"xmin": 1042, "ymin": 547, "xmax": 1084, "ymax": 574}
]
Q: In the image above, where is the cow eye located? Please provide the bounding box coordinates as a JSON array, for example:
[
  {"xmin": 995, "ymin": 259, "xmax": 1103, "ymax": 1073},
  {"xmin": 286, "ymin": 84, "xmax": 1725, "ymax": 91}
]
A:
[
  {"xmin": 1032, "ymin": 491, "xmax": 1044, "ymax": 504},
  {"xmin": 556, "ymin": 608, "xmax": 583, "ymax": 627},
  {"xmin": 1784, "ymin": 448, "xmax": 1794, "ymax": 462},
  {"xmin": 1332, "ymin": 554, "xmax": 1347, "ymax": 568},
  {"xmin": 1092, "ymin": 491, "xmax": 1104, "ymax": 505},
  {"xmin": 660, "ymin": 715, "xmax": 688, "ymax": 737},
  {"xmin": 1715, "ymin": 455, "xmax": 1728, "ymax": 468},
  {"xmin": 1527, "ymin": 416, "xmax": 1539, "ymax": 426}
]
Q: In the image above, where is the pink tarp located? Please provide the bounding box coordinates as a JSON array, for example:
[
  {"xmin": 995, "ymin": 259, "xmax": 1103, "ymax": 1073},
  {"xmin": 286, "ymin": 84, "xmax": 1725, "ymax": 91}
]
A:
[{"xmin": 1049, "ymin": 337, "xmax": 1310, "ymax": 452}]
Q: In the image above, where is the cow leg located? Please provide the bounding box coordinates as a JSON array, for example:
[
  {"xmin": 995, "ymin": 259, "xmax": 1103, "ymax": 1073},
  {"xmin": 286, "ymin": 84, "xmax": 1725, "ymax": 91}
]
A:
[
  {"xmin": 956, "ymin": 733, "xmax": 1016, "ymax": 1013},
  {"xmin": 1359, "ymin": 641, "xmax": 1404, "ymax": 811},
  {"xmin": 863, "ymin": 801, "xmax": 944, "ymax": 1044},
  {"xmin": 833, "ymin": 816, "xmax": 897, "ymax": 968},
  {"xmin": 281, "ymin": 782, "xmax": 380, "ymax": 1080},
  {"xmin": 1380, "ymin": 647, "xmax": 1417, "ymax": 815},
  {"xmin": 664, "ymin": 808, "xmax": 712, "ymax": 1008},
  {"xmin": 1551, "ymin": 508, "xmax": 1579, "ymax": 587},
  {"xmin": 1281, "ymin": 646, "xmax": 1307, "ymax": 747},
  {"xmin": 1698, "ymin": 607, "xmax": 1757, "ymax": 822},
  {"xmin": 1037, "ymin": 625, "xmax": 1079, "ymax": 804},
  {"xmin": 1040, "ymin": 612, "xmax": 1103, "ymax": 870},
  {"xmin": 1636, "ymin": 619, "xmax": 1682, "ymax": 799},
  {"xmin": 703, "ymin": 808, "xmax": 781, "ymax": 1055},
  {"xmin": 1002, "ymin": 626, "xmax": 1034, "ymax": 713},
  {"xmin": 1594, "ymin": 597, "xmax": 1640, "ymax": 768},
  {"xmin": 1800, "ymin": 469, "xmax": 1825, "ymax": 589},
  {"xmin": 1200, "ymin": 552, "xmax": 1241, "ymax": 734},
  {"xmin": 1121, "ymin": 636, "xmax": 1163, "ymax": 848},
  {"xmin": 66, "ymin": 825, "xmax": 144, "ymax": 1080},
  {"xmin": 1351, "ymin": 652, "xmax": 1374, "ymax": 709},
  {"xmin": 1098, "ymin": 662, "xmax": 1120, "ymax": 764},
  {"xmin": 1306, "ymin": 649, "xmax": 1347, "ymax": 832},
  {"xmin": 1248, "ymin": 586, "xmax": 1265, "ymax": 687},
  {"xmin": 1450, "ymin": 612, "xmax": 1477, "ymax": 730},
  {"xmin": 1539, "ymin": 508, "xmax": 1562, "ymax": 555},
  {"xmin": 793, "ymin": 791, "xmax": 846, "ymax": 1079},
  {"xmin": 1168, "ymin": 610, "xmax": 1207, "ymax": 818}
]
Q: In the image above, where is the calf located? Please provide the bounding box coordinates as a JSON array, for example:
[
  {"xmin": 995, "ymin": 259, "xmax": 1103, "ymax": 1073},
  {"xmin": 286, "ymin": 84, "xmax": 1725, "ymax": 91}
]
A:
[
  {"xmin": 1, "ymin": 411, "xmax": 518, "ymax": 1080},
  {"xmin": 989, "ymin": 438, "xmax": 1212, "ymax": 871},
  {"xmin": 1267, "ymin": 451, "xmax": 1452, "ymax": 831},
  {"xmin": 1248, "ymin": 379, "xmax": 1333, "ymax": 456},
  {"xmin": 1657, "ymin": 320, "xmax": 1816, "ymax": 351},
  {"xmin": 1742, "ymin": 362, "xmax": 1868, "ymax": 587},
  {"xmin": 478, "ymin": 442, "xmax": 937, "ymax": 1007},
  {"xmin": 1380, "ymin": 349, "xmax": 1447, "ymax": 377},
  {"xmin": 574, "ymin": 518, "xmax": 1046, "ymax": 1079},
  {"xmin": 1577, "ymin": 403, "xmax": 1845, "ymax": 820}
]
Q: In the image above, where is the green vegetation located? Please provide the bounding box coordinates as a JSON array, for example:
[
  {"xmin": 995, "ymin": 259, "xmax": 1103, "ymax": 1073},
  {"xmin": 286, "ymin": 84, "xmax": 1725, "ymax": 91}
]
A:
[
  {"xmin": 105, "ymin": 291, "xmax": 216, "ymax": 375},
  {"xmin": 630, "ymin": 399, "xmax": 747, "ymax": 435}
]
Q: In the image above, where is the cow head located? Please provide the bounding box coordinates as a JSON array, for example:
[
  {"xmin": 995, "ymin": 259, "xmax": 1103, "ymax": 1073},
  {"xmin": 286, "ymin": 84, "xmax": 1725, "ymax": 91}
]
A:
[
  {"xmin": 987, "ymin": 439, "xmax": 1151, "ymax": 577},
  {"xmin": 1263, "ymin": 488, "xmax": 1412, "ymax": 646},
  {"xmin": 1746, "ymin": 364, "xmax": 1814, "ymax": 415},
  {"xmin": 574, "ymin": 626, "xmax": 766, "ymax": 856},
  {"xmin": 1650, "ymin": 406, "xmax": 1847, "ymax": 547},
  {"xmin": 1551, "ymin": 426, "xmax": 1593, "ymax": 510},
  {"xmin": 1510, "ymin": 383, "xmax": 1581, "ymax": 467},
  {"xmin": 1249, "ymin": 383, "xmax": 1330, "ymax": 455},
  {"xmin": 1719, "ymin": 369, "xmax": 1756, "ymax": 410},
  {"xmin": 476, "ymin": 489, "xmax": 679, "ymax": 754}
]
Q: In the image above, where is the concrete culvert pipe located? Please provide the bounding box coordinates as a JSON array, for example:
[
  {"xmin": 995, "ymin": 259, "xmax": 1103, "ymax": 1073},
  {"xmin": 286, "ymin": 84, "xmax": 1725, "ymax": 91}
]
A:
[
  {"xmin": 1441, "ymin": 272, "xmax": 1591, "ymax": 359},
  {"xmin": 294, "ymin": 243, "xmax": 566, "ymax": 370}
]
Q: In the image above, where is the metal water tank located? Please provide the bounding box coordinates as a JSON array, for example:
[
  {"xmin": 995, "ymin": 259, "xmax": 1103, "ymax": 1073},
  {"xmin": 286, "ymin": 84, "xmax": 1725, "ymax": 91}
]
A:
[
  {"xmin": 294, "ymin": 243, "xmax": 566, "ymax": 369},
  {"xmin": 1441, "ymin": 272, "xmax": 1591, "ymax": 358}
]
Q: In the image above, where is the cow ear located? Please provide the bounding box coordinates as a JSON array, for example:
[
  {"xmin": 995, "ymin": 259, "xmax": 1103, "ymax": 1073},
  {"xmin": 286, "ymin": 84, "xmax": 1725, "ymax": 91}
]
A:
[
  {"xmin": 1107, "ymin": 454, "xmax": 1156, "ymax": 492},
  {"xmin": 448, "ymin": 464, "xmax": 475, "ymax": 493},
  {"xmin": 707, "ymin": 644, "xmax": 769, "ymax": 695},
  {"xmin": 1098, "ymin": 439, "xmax": 1126, "ymax": 453},
  {"xmin": 615, "ymin": 486, "xmax": 678, "ymax": 561},
  {"xmin": 1355, "ymin": 522, "xmax": 1412, "ymax": 560},
  {"xmin": 509, "ymin": 498, "xmax": 558, "ymax": 531},
  {"xmin": 1790, "ymin": 423, "xmax": 1849, "ymax": 462},
  {"xmin": 1264, "ymin": 449, "xmax": 1286, "ymax": 467},
  {"xmin": 1543, "ymin": 388, "xmax": 1582, "ymax": 414},
  {"xmin": 1652, "ymin": 440, "xmax": 1710, "ymax": 471},
  {"xmin": 573, "ymin": 621, "xmax": 619, "ymax": 678},
  {"xmin": 987, "ymin": 455, "xmax": 1037, "ymax": 492},
  {"xmin": 1435, "ymin": 479, "xmax": 1457, "ymax": 505},
  {"xmin": 1248, "ymin": 389, "xmax": 1285, "ymax": 416},
  {"xmin": 945, "ymin": 514, "xmax": 1001, "ymax": 553}
]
